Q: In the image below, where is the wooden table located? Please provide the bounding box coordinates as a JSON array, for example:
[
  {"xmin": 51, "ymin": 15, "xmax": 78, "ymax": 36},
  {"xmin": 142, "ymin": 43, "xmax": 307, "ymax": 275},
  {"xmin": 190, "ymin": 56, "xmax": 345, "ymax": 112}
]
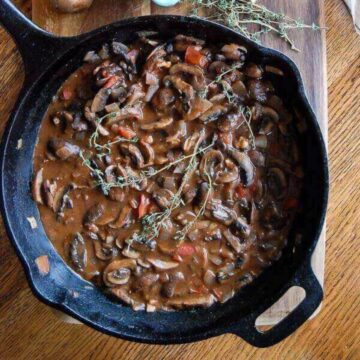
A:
[{"xmin": 0, "ymin": 0, "xmax": 359, "ymax": 358}]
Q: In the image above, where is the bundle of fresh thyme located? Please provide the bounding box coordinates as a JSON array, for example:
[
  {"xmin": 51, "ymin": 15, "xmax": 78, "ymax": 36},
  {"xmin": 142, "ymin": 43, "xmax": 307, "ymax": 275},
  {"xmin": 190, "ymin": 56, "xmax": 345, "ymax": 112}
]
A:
[{"xmin": 187, "ymin": 0, "xmax": 321, "ymax": 51}]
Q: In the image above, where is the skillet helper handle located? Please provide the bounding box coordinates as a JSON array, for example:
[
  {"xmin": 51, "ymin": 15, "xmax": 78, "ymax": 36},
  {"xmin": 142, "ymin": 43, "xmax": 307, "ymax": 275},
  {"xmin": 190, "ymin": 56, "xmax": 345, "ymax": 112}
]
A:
[
  {"xmin": 233, "ymin": 263, "xmax": 323, "ymax": 347},
  {"xmin": 0, "ymin": 0, "xmax": 74, "ymax": 83}
]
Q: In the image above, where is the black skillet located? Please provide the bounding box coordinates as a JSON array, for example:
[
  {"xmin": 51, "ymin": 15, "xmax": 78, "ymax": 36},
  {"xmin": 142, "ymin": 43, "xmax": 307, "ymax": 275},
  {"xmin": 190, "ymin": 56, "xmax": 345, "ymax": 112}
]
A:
[{"xmin": 0, "ymin": 0, "xmax": 329, "ymax": 347}]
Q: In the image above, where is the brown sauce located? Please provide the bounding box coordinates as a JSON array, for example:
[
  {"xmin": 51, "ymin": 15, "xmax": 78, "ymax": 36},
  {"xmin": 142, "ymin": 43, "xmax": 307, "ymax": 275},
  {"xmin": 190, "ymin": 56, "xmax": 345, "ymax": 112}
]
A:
[{"xmin": 33, "ymin": 34, "xmax": 303, "ymax": 311}]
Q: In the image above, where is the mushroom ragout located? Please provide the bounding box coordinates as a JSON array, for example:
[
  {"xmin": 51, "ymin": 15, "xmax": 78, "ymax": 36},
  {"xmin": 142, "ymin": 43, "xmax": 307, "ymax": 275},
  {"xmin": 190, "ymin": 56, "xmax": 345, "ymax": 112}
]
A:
[{"xmin": 33, "ymin": 33, "xmax": 303, "ymax": 311}]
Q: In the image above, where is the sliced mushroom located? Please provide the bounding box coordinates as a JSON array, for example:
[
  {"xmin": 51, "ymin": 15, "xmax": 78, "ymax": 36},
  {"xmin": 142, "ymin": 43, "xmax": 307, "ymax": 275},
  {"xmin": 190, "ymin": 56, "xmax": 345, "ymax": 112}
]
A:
[
  {"xmin": 199, "ymin": 105, "xmax": 227, "ymax": 123},
  {"xmin": 204, "ymin": 269, "xmax": 217, "ymax": 286},
  {"xmin": 232, "ymin": 80, "xmax": 248, "ymax": 99},
  {"xmin": 140, "ymin": 116, "xmax": 173, "ymax": 131},
  {"xmin": 120, "ymin": 143, "xmax": 145, "ymax": 168},
  {"xmin": 244, "ymin": 63, "xmax": 263, "ymax": 79},
  {"xmin": 173, "ymin": 34, "xmax": 205, "ymax": 52},
  {"xmin": 152, "ymin": 188, "xmax": 174, "ymax": 209},
  {"xmin": 163, "ymin": 75, "xmax": 194, "ymax": 102},
  {"xmin": 125, "ymin": 167, "xmax": 148, "ymax": 191},
  {"xmin": 221, "ymin": 43, "xmax": 247, "ymax": 61},
  {"xmin": 208, "ymin": 61, "xmax": 230, "ymax": 74},
  {"xmin": 267, "ymin": 167, "xmax": 287, "ymax": 199},
  {"xmin": 56, "ymin": 184, "xmax": 74, "ymax": 219},
  {"xmin": 262, "ymin": 106, "xmax": 280, "ymax": 122},
  {"xmin": 226, "ymin": 146, "xmax": 255, "ymax": 186},
  {"xmin": 166, "ymin": 120, "xmax": 187, "ymax": 147},
  {"xmin": 233, "ymin": 216, "xmax": 251, "ymax": 238},
  {"xmin": 48, "ymin": 138, "xmax": 80, "ymax": 160},
  {"xmin": 126, "ymin": 83, "xmax": 145, "ymax": 106},
  {"xmin": 70, "ymin": 233, "xmax": 87, "ymax": 272},
  {"xmin": 223, "ymin": 229, "xmax": 243, "ymax": 253},
  {"xmin": 167, "ymin": 294, "xmax": 215, "ymax": 308},
  {"xmin": 208, "ymin": 200, "xmax": 237, "ymax": 225},
  {"xmin": 147, "ymin": 257, "xmax": 179, "ymax": 270},
  {"xmin": 216, "ymin": 160, "xmax": 239, "ymax": 183},
  {"xmin": 93, "ymin": 240, "xmax": 113, "ymax": 261},
  {"xmin": 110, "ymin": 287, "xmax": 133, "ymax": 305},
  {"xmin": 83, "ymin": 203, "xmax": 105, "ymax": 225},
  {"xmin": 169, "ymin": 63, "xmax": 205, "ymax": 90},
  {"xmin": 91, "ymin": 88, "xmax": 110, "ymax": 113},
  {"xmin": 182, "ymin": 97, "xmax": 213, "ymax": 121},
  {"xmin": 42, "ymin": 179, "xmax": 58, "ymax": 210},
  {"xmin": 248, "ymin": 80, "xmax": 269, "ymax": 103},
  {"xmin": 84, "ymin": 106, "xmax": 110, "ymax": 137},
  {"xmin": 83, "ymin": 50, "xmax": 101, "ymax": 63},
  {"xmin": 199, "ymin": 150, "xmax": 224, "ymax": 180},
  {"xmin": 137, "ymin": 273, "xmax": 160, "ymax": 288},
  {"xmin": 151, "ymin": 87, "xmax": 176, "ymax": 112},
  {"xmin": 106, "ymin": 105, "xmax": 143, "ymax": 125},
  {"xmin": 122, "ymin": 246, "xmax": 140, "ymax": 259},
  {"xmin": 103, "ymin": 259, "xmax": 136, "ymax": 287},
  {"xmin": 105, "ymin": 164, "xmax": 120, "ymax": 184},
  {"xmin": 139, "ymin": 140, "xmax": 155, "ymax": 166},
  {"xmin": 217, "ymin": 110, "xmax": 244, "ymax": 133},
  {"xmin": 265, "ymin": 65, "xmax": 284, "ymax": 76},
  {"xmin": 32, "ymin": 168, "xmax": 44, "ymax": 204},
  {"xmin": 182, "ymin": 130, "xmax": 206, "ymax": 153},
  {"xmin": 112, "ymin": 40, "xmax": 129, "ymax": 55},
  {"xmin": 109, "ymin": 205, "xmax": 132, "ymax": 229},
  {"xmin": 145, "ymin": 84, "xmax": 160, "ymax": 102}
]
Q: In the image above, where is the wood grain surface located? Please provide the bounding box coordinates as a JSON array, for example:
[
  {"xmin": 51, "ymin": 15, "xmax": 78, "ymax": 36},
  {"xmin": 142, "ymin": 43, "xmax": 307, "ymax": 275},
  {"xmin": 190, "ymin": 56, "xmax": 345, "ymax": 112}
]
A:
[
  {"xmin": 0, "ymin": 0, "xmax": 359, "ymax": 359},
  {"xmin": 34, "ymin": 0, "xmax": 328, "ymax": 326}
]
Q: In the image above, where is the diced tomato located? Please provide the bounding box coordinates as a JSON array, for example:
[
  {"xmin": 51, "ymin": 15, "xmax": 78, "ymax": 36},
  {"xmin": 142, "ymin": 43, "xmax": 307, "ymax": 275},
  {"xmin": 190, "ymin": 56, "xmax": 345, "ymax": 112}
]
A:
[
  {"xmin": 103, "ymin": 75, "xmax": 120, "ymax": 89},
  {"xmin": 283, "ymin": 197, "xmax": 298, "ymax": 210},
  {"xmin": 177, "ymin": 243, "xmax": 195, "ymax": 257},
  {"xmin": 185, "ymin": 46, "xmax": 207, "ymax": 67},
  {"xmin": 138, "ymin": 194, "xmax": 150, "ymax": 218},
  {"xmin": 61, "ymin": 88, "xmax": 73, "ymax": 101},
  {"xmin": 118, "ymin": 126, "xmax": 137, "ymax": 139}
]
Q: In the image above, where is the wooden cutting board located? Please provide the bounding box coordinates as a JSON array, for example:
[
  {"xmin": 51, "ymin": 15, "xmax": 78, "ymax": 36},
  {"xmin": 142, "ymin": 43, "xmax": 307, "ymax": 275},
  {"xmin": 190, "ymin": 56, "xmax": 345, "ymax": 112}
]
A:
[{"xmin": 31, "ymin": 0, "xmax": 327, "ymax": 326}]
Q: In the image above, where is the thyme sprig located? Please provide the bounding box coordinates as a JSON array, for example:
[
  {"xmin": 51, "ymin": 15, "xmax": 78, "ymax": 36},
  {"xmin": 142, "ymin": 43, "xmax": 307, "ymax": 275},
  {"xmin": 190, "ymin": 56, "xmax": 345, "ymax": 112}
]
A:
[
  {"xmin": 175, "ymin": 161, "xmax": 213, "ymax": 241},
  {"xmin": 79, "ymin": 150, "xmax": 117, "ymax": 195},
  {"xmin": 88, "ymin": 112, "xmax": 117, "ymax": 149},
  {"xmin": 94, "ymin": 136, "xmax": 138, "ymax": 157},
  {"xmin": 88, "ymin": 112, "xmax": 138, "ymax": 157},
  {"xmin": 187, "ymin": 0, "xmax": 321, "ymax": 51},
  {"xmin": 239, "ymin": 105, "xmax": 256, "ymax": 149},
  {"xmin": 80, "ymin": 127, "xmax": 215, "ymax": 198}
]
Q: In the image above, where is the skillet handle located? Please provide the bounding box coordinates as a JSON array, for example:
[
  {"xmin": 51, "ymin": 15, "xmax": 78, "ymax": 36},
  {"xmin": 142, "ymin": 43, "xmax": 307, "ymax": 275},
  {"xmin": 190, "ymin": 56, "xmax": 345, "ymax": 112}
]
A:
[
  {"xmin": 0, "ymin": 0, "xmax": 75, "ymax": 83},
  {"xmin": 232, "ymin": 262, "xmax": 323, "ymax": 348}
]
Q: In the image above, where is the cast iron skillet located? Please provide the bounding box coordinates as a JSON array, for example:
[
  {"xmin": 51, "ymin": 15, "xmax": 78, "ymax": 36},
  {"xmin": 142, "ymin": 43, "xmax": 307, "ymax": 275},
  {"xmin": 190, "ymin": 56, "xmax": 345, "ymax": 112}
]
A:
[{"xmin": 0, "ymin": 0, "xmax": 329, "ymax": 347}]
